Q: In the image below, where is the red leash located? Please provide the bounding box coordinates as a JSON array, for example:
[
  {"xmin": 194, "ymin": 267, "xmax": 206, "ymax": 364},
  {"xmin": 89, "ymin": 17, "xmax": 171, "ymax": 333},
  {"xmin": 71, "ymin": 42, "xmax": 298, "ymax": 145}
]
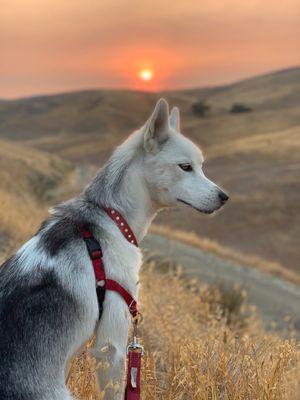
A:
[
  {"xmin": 81, "ymin": 207, "xmax": 143, "ymax": 400},
  {"xmin": 125, "ymin": 318, "xmax": 143, "ymax": 400}
]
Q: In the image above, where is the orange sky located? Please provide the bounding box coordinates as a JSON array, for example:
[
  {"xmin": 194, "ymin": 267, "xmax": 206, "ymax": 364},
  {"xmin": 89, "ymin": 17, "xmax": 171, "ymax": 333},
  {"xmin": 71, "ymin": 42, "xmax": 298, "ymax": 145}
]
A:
[{"xmin": 1, "ymin": 0, "xmax": 300, "ymax": 98}]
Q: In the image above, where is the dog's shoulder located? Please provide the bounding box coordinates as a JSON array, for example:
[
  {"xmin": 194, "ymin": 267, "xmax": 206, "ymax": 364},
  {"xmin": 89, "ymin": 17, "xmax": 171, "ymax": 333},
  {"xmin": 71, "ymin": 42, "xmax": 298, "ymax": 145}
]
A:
[
  {"xmin": 37, "ymin": 215, "xmax": 82, "ymax": 257},
  {"xmin": 37, "ymin": 198, "xmax": 97, "ymax": 257}
]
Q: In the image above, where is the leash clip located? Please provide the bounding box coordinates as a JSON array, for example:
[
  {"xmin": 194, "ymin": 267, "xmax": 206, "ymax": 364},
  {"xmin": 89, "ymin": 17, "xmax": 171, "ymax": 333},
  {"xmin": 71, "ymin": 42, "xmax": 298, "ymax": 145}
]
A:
[
  {"xmin": 126, "ymin": 335, "xmax": 144, "ymax": 355},
  {"xmin": 127, "ymin": 317, "xmax": 144, "ymax": 355}
]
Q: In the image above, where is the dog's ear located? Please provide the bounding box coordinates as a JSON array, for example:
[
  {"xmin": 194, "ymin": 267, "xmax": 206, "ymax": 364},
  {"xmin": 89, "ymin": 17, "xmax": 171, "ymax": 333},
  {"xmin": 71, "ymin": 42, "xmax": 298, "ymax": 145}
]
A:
[
  {"xmin": 170, "ymin": 106, "xmax": 180, "ymax": 131},
  {"xmin": 143, "ymin": 98, "xmax": 170, "ymax": 153}
]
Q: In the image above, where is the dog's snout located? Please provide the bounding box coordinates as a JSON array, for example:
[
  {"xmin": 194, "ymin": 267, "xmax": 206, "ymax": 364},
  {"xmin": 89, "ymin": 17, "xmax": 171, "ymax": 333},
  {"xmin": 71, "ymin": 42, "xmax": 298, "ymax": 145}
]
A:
[{"xmin": 218, "ymin": 190, "xmax": 229, "ymax": 203}]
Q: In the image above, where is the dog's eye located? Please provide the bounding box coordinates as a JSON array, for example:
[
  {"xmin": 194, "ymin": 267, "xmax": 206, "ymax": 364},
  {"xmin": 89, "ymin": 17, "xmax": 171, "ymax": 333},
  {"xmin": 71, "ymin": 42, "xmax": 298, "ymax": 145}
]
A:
[{"xmin": 178, "ymin": 163, "xmax": 193, "ymax": 172}]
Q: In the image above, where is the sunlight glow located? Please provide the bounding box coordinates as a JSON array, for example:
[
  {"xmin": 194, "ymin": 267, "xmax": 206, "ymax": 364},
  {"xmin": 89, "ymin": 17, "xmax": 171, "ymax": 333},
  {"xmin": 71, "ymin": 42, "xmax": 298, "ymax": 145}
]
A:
[{"xmin": 138, "ymin": 69, "xmax": 154, "ymax": 82}]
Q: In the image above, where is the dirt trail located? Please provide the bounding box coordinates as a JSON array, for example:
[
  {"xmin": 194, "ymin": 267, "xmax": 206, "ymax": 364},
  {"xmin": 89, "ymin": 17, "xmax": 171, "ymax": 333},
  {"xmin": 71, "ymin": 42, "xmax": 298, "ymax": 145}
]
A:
[{"xmin": 142, "ymin": 234, "xmax": 300, "ymax": 333}]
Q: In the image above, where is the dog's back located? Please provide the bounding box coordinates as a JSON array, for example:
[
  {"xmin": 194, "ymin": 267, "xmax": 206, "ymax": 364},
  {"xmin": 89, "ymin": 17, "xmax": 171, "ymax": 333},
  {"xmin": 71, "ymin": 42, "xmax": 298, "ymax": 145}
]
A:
[
  {"xmin": 0, "ymin": 253, "xmax": 77, "ymax": 399},
  {"xmin": 0, "ymin": 206, "xmax": 99, "ymax": 399}
]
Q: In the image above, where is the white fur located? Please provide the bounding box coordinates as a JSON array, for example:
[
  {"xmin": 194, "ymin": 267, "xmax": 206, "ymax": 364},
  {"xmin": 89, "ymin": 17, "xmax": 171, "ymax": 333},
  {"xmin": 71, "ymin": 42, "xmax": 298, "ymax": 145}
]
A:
[{"xmin": 16, "ymin": 236, "xmax": 52, "ymax": 273}]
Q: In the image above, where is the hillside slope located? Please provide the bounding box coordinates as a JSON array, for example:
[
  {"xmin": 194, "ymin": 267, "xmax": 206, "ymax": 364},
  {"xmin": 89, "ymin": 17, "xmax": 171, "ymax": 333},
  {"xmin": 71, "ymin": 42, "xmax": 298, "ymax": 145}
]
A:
[
  {"xmin": 182, "ymin": 66, "xmax": 300, "ymax": 109},
  {"xmin": 0, "ymin": 139, "xmax": 73, "ymax": 258},
  {"xmin": 0, "ymin": 66, "xmax": 299, "ymax": 271}
]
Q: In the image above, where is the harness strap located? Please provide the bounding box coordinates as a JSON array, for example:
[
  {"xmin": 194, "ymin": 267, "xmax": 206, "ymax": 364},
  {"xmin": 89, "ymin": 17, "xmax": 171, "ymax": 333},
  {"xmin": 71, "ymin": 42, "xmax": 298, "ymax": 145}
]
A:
[
  {"xmin": 80, "ymin": 217, "xmax": 138, "ymax": 319},
  {"xmin": 105, "ymin": 279, "xmax": 138, "ymax": 318}
]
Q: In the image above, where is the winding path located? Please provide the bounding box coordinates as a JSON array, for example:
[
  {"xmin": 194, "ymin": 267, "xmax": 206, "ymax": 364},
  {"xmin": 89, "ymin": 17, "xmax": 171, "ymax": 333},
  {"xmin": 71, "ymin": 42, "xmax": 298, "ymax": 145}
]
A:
[{"xmin": 142, "ymin": 234, "xmax": 300, "ymax": 333}]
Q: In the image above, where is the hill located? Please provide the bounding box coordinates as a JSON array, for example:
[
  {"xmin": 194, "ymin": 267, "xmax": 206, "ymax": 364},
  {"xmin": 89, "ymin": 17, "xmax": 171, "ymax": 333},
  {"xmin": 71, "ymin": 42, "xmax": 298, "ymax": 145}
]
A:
[
  {"xmin": 0, "ymin": 139, "xmax": 73, "ymax": 259},
  {"xmin": 0, "ymin": 66, "xmax": 299, "ymax": 272},
  {"xmin": 181, "ymin": 66, "xmax": 300, "ymax": 109}
]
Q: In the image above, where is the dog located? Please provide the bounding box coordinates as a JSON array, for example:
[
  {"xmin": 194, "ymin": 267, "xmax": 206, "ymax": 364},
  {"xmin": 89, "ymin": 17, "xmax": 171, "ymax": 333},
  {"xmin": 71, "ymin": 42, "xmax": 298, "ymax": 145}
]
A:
[{"xmin": 0, "ymin": 98, "xmax": 228, "ymax": 399}]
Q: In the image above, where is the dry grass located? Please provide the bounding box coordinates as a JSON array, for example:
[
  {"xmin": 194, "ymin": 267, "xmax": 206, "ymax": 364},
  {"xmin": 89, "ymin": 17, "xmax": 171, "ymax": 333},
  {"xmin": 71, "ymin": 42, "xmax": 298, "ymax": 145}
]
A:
[
  {"xmin": 68, "ymin": 266, "xmax": 300, "ymax": 400},
  {"xmin": 150, "ymin": 224, "xmax": 300, "ymax": 286},
  {"xmin": 0, "ymin": 139, "xmax": 73, "ymax": 259}
]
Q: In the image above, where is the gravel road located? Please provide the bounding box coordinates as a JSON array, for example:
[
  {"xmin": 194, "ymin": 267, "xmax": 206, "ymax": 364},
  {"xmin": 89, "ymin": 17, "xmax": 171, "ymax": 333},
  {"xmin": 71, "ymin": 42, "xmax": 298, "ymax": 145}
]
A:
[{"xmin": 142, "ymin": 234, "xmax": 300, "ymax": 334}]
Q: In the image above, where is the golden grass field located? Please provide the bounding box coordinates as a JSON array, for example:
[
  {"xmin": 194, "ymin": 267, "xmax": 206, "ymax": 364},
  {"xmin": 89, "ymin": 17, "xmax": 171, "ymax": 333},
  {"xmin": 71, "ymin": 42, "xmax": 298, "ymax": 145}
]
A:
[
  {"xmin": 68, "ymin": 266, "xmax": 300, "ymax": 400},
  {"xmin": 0, "ymin": 139, "xmax": 73, "ymax": 258}
]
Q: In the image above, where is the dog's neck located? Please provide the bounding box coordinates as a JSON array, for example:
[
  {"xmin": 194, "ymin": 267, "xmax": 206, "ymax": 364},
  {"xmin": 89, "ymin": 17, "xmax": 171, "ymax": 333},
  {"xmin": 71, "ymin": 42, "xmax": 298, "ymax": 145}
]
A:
[
  {"xmin": 105, "ymin": 163, "xmax": 159, "ymax": 243},
  {"xmin": 84, "ymin": 148, "xmax": 161, "ymax": 243}
]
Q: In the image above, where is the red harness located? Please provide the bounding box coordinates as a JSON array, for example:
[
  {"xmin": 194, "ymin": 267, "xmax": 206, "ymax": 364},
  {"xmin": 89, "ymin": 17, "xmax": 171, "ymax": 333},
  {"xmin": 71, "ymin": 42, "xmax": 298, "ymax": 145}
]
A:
[{"xmin": 80, "ymin": 207, "xmax": 142, "ymax": 400}]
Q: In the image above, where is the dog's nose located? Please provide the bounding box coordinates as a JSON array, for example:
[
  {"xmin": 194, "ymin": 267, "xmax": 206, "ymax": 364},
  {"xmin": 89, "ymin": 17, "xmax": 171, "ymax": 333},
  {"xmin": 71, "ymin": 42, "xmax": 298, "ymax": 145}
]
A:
[{"xmin": 218, "ymin": 190, "xmax": 229, "ymax": 203}]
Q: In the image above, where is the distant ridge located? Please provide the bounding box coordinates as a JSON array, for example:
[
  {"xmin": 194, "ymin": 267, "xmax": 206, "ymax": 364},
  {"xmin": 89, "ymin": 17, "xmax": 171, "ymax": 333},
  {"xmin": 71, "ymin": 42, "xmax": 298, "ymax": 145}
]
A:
[
  {"xmin": 0, "ymin": 64, "xmax": 299, "ymax": 145},
  {"xmin": 0, "ymin": 65, "xmax": 299, "ymax": 102}
]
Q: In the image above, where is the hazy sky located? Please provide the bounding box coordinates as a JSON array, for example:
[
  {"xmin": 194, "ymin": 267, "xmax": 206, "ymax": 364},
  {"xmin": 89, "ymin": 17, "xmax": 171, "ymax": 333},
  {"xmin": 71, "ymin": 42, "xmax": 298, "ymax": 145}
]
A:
[{"xmin": 1, "ymin": 0, "xmax": 300, "ymax": 98}]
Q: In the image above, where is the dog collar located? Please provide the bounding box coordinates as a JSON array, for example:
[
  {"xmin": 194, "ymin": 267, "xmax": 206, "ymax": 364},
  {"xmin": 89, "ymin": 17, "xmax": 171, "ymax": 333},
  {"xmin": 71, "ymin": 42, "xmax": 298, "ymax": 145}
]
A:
[{"xmin": 103, "ymin": 207, "xmax": 138, "ymax": 247}]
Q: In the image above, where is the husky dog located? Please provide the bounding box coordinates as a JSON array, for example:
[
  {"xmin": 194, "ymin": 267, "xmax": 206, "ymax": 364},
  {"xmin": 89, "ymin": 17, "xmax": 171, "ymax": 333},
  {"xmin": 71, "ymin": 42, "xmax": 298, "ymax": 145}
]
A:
[{"xmin": 0, "ymin": 99, "xmax": 228, "ymax": 400}]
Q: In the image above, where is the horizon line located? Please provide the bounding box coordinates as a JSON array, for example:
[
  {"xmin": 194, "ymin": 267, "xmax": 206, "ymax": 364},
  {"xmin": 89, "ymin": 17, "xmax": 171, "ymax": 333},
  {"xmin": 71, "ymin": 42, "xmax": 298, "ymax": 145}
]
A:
[{"xmin": 1, "ymin": 64, "xmax": 299, "ymax": 102}]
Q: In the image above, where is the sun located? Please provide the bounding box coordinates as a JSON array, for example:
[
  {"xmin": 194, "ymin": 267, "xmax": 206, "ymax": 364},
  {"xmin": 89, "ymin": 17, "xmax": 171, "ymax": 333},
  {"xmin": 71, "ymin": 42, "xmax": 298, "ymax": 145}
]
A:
[{"xmin": 138, "ymin": 69, "xmax": 154, "ymax": 82}]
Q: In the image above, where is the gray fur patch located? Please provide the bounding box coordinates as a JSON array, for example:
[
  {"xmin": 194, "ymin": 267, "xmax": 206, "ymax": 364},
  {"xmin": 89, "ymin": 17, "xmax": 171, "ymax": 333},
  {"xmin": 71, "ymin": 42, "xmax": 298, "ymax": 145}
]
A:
[
  {"xmin": 0, "ymin": 261, "xmax": 79, "ymax": 398},
  {"xmin": 38, "ymin": 216, "xmax": 82, "ymax": 257}
]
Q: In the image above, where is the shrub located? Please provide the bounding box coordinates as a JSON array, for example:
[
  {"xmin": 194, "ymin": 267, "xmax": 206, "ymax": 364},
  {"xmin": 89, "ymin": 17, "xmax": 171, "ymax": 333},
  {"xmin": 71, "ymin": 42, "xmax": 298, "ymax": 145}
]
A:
[
  {"xmin": 28, "ymin": 171, "xmax": 58, "ymax": 200},
  {"xmin": 192, "ymin": 100, "xmax": 211, "ymax": 117},
  {"xmin": 230, "ymin": 103, "xmax": 252, "ymax": 113}
]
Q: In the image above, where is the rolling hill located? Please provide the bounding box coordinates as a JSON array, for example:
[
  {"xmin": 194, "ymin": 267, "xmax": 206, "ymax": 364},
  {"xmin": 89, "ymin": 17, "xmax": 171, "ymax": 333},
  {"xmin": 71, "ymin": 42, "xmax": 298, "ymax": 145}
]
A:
[
  {"xmin": 0, "ymin": 66, "xmax": 299, "ymax": 272},
  {"xmin": 0, "ymin": 139, "xmax": 73, "ymax": 259}
]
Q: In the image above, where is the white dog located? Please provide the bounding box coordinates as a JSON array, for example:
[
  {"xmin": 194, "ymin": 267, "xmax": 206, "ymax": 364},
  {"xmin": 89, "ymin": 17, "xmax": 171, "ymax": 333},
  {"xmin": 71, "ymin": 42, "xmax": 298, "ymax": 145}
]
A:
[{"xmin": 0, "ymin": 99, "xmax": 228, "ymax": 400}]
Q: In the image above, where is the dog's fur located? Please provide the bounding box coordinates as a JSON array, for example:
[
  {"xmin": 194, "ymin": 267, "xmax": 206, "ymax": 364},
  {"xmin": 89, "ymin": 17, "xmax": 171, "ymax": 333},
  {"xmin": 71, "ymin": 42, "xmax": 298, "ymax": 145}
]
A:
[{"xmin": 0, "ymin": 99, "xmax": 228, "ymax": 399}]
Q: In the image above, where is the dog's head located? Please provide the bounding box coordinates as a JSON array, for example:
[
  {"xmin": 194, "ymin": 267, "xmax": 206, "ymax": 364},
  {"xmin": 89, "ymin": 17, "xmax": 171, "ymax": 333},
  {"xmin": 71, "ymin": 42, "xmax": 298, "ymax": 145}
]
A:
[{"xmin": 141, "ymin": 98, "xmax": 229, "ymax": 214}]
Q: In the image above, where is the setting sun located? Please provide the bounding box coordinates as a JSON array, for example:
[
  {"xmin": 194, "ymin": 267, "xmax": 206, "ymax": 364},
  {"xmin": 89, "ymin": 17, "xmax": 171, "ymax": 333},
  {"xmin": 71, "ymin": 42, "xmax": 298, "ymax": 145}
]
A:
[{"xmin": 138, "ymin": 69, "xmax": 154, "ymax": 82}]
